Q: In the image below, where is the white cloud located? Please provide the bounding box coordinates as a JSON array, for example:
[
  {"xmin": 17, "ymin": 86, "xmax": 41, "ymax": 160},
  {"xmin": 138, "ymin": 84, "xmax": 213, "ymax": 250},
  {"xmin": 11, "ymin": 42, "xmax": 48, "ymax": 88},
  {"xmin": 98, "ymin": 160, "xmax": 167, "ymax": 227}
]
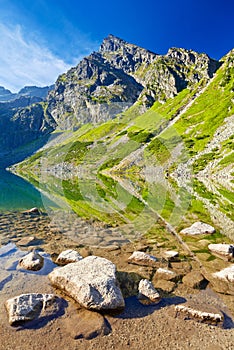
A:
[{"xmin": 0, "ymin": 23, "xmax": 74, "ymax": 92}]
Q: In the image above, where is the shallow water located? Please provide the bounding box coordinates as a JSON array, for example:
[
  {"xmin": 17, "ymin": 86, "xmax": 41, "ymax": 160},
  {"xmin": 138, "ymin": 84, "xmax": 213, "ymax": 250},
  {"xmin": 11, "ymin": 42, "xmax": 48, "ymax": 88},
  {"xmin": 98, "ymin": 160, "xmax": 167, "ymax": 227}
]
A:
[{"xmin": 0, "ymin": 169, "xmax": 57, "ymax": 211}]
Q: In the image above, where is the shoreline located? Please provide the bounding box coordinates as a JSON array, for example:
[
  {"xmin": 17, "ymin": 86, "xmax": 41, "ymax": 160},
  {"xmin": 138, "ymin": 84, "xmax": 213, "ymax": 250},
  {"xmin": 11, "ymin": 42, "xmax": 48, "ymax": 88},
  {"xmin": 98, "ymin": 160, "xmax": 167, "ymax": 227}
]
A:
[{"xmin": 0, "ymin": 210, "xmax": 234, "ymax": 349}]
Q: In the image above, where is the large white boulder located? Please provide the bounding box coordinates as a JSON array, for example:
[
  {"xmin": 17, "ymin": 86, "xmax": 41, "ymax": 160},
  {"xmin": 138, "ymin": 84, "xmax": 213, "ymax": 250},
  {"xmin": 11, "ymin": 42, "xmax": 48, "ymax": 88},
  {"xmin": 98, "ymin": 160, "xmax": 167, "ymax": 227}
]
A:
[
  {"xmin": 180, "ymin": 222, "xmax": 215, "ymax": 235},
  {"xmin": 213, "ymin": 265, "xmax": 234, "ymax": 283},
  {"xmin": 208, "ymin": 244, "xmax": 234, "ymax": 258},
  {"xmin": 48, "ymin": 256, "xmax": 125, "ymax": 311}
]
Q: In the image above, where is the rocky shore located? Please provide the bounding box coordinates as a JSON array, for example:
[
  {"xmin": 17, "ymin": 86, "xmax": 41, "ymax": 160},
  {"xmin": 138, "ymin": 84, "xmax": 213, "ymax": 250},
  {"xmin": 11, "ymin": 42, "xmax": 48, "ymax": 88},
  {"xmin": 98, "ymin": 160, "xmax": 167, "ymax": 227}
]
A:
[{"xmin": 0, "ymin": 209, "xmax": 234, "ymax": 349}]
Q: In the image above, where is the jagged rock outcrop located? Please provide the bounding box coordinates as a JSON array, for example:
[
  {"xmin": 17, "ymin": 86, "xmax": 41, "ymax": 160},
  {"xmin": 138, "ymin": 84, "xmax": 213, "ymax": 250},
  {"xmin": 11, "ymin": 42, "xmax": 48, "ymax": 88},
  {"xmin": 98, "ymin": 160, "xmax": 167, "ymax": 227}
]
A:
[
  {"xmin": 46, "ymin": 34, "xmax": 222, "ymax": 128},
  {"xmin": 100, "ymin": 34, "xmax": 157, "ymax": 75},
  {"xmin": 47, "ymin": 51, "xmax": 143, "ymax": 128}
]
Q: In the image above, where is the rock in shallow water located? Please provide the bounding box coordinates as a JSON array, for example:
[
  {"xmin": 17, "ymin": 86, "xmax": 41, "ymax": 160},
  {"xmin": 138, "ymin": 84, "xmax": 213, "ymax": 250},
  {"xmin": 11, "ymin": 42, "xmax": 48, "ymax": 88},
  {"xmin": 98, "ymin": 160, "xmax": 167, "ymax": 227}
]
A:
[
  {"xmin": 5, "ymin": 293, "xmax": 56, "ymax": 326},
  {"xmin": 56, "ymin": 249, "xmax": 83, "ymax": 265},
  {"xmin": 18, "ymin": 250, "xmax": 44, "ymax": 271},
  {"xmin": 180, "ymin": 222, "xmax": 215, "ymax": 235},
  {"xmin": 17, "ymin": 236, "xmax": 38, "ymax": 247},
  {"xmin": 65, "ymin": 309, "xmax": 111, "ymax": 339},
  {"xmin": 48, "ymin": 256, "xmax": 125, "ymax": 311}
]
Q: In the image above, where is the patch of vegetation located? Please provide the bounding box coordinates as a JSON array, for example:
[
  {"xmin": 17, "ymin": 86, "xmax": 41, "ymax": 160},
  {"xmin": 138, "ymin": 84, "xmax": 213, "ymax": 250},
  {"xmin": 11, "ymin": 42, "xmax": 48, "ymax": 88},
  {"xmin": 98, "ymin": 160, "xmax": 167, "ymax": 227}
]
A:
[
  {"xmin": 192, "ymin": 152, "xmax": 217, "ymax": 173},
  {"xmin": 145, "ymin": 138, "xmax": 171, "ymax": 164},
  {"xmin": 128, "ymin": 130, "xmax": 154, "ymax": 143}
]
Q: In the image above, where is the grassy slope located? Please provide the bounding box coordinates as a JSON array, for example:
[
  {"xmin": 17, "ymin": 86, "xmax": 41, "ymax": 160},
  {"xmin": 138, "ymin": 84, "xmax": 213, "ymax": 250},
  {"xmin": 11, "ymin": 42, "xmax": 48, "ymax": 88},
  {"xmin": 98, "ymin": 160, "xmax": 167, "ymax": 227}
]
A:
[{"xmin": 14, "ymin": 51, "xmax": 234, "ymax": 236}]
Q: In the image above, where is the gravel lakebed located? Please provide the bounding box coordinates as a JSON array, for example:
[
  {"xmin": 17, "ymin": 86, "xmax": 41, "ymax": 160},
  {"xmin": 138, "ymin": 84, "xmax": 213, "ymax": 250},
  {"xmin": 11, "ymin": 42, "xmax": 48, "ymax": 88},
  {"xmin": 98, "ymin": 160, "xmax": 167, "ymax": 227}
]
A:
[{"xmin": 0, "ymin": 210, "xmax": 234, "ymax": 350}]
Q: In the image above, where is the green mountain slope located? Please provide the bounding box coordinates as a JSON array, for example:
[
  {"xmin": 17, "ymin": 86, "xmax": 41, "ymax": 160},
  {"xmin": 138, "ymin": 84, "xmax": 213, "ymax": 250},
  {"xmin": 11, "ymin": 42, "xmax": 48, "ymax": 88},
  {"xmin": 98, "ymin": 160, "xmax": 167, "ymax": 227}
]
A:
[{"xmin": 11, "ymin": 40, "xmax": 234, "ymax": 242}]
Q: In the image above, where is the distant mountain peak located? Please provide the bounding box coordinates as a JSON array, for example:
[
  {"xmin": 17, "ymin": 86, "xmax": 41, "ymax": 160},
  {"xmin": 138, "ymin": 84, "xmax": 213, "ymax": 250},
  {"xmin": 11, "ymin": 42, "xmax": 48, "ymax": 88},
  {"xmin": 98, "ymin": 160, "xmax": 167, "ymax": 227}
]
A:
[{"xmin": 99, "ymin": 34, "xmax": 128, "ymax": 52}]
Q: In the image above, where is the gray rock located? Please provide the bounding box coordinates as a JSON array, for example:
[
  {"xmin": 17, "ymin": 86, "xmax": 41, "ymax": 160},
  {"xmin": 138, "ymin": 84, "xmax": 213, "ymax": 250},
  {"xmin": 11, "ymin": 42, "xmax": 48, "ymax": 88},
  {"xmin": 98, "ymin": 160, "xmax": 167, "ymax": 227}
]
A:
[
  {"xmin": 48, "ymin": 256, "xmax": 125, "ymax": 311},
  {"xmin": 128, "ymin": 251, "xmax": 158, "ymax": 267},
  {"xmin": 5, "ymin": 293, "xmax": 56, "ymax": 326},
  {"xmin": 208, "ymin": 244, "xmax": 234, "ymax": 258},
  {"xmin": 23, "ymin": 207, "xmax": 40, "ymax": 214},
  {"xmin": 213, "ymin": 265, "xmax": 234, "ymax": 283},
  {"xmin": 182, "ymin": 271, "xmax": 208, "ymax": 289},
  {"xmin": 208, "ymin": 265, "xmax": 234, "ymax": 295},
  {"xmin": 18, "ymin": 250, "xmax": 44, "ymax": 271},
  {"xmin": 154, "ymin": 268, "xmax": 177, "ymax": 281},
  {"xmin": 162, "ymin": 250, "xmax": 179, "ymax": 261},
  {"xmin": 175, "ymin": 303, "xmax": 223, "ymax": 325},
  {"xmin": 138, "ymin": 279, "xmax": 160, "ymax": 304},
  {"xmin": 56, "ymin": 249, "xmax": 83, "ymax": 265},
  {"xmin": 180, "ymin": 222, "xmax": 215, "ymax": 235}
]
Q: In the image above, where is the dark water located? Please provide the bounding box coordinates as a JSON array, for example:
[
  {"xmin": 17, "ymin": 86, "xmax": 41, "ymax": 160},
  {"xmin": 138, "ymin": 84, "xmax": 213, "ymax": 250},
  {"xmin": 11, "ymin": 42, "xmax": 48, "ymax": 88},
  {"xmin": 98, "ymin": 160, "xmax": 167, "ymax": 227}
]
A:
[{"xmin": 0, "ymin": 169, "xmax": 56, "ymax": 211}]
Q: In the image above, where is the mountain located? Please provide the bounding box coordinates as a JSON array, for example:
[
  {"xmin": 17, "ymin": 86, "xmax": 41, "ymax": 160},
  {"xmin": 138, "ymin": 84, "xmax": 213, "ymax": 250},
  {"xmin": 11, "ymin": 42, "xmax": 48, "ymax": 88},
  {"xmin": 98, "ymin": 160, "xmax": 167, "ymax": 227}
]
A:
[
  {"xmin": 46, "ymin": 34, "xmax": 221, "ymax": 128},
  {"xmin": 0, "ymin": 85, "xmax": 54, "ymax": 103},
  {"xmin": 0, "ymin": 35, "xmax": 222, "ymax": 156},
  {"xmin": 0, "ymin": 84, "xmax": 55, "ymax": 163},
  {"xmin": 12, "ymin": 37, "xmax": 234, "ymax": 238}
]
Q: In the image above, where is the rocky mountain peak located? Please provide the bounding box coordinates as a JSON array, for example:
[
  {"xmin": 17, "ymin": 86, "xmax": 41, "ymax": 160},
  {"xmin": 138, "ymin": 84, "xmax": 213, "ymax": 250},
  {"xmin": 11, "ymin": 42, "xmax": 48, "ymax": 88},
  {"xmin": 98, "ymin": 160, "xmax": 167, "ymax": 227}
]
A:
[
  {"xmin": 99, "ymin": 34, "xmax": 128, "ymax": 53},
  {"xmin": 166, "ymin": 47, "xmax": 221, "ymax": 78}
]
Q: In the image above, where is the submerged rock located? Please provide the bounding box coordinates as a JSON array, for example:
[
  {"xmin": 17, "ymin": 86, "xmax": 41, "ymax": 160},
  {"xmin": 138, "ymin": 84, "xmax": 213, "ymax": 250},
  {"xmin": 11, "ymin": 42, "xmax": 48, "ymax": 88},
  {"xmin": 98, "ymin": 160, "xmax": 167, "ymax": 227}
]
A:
[
  {"xmin": 5, "ymin": 293, "xmax": 56, "ymax": 326},
  {"xmin": 138, "ymin": 279, "xmax": 161, "ymax": 304},
  {"xmin": 17, "ymin": 236, "xmax": 38, "ymax": 247},
  {"xmin": 56, "ymin": 249, "xmax": 83, "ymax": 265},
  {"xmin": 65, "ymin": 309, "xmax": 111, "ymax": 339},
  {"xmin": 128, "ymin": 251, "xmax": 158, "ymax": 267},
  {"xmin": 18, "ymin": 250, "xmax": 44, "ymax": 271},
  {"xmin": 180, "ymin": 222, "xmax": 215, "ymax": 235},
  {"xmin": 48, "ymin": 256, "xmax": 125, "ymax": 311}
]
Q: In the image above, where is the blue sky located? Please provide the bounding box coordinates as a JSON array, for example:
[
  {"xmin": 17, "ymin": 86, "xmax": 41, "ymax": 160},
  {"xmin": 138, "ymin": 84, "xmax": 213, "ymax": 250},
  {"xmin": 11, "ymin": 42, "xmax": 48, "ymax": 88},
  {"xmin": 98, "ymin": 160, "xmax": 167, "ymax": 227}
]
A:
[{"xmin": 0, "ymin": 0, "xmax": 233, "ymax": 92}]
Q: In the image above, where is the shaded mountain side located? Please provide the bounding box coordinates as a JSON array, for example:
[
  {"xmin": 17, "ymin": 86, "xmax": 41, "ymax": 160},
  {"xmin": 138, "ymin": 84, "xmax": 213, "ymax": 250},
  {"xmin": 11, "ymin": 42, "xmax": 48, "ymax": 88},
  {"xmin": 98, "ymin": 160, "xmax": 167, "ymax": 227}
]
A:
[
  {"xmin": 0, "ymin": 85, "xmax": 54, "ymax": 102},
  {"xmin": 0, "ymin": 84, "xmax": 55, "ymax": 155}
]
